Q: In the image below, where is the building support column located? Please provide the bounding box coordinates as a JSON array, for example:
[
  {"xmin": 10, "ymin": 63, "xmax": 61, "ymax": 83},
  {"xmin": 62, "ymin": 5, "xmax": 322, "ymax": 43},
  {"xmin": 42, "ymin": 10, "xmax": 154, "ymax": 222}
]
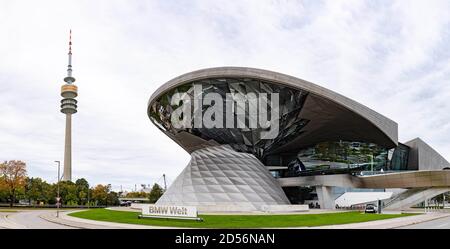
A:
[{"xmin": 316, "ymin": 186, "xmax": 335, "ymax": 209}]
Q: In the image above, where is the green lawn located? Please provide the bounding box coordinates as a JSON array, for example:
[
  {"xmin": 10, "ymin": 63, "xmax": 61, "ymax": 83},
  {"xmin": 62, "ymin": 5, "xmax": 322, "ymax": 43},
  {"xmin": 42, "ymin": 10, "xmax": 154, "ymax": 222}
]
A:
[
  {"xmin": 68, "ymin": 208, "xmax": 416, "ymax": 228},
  {"xmin": 0, "ymin": 209, "xmax": 17, "ymax": 212}
]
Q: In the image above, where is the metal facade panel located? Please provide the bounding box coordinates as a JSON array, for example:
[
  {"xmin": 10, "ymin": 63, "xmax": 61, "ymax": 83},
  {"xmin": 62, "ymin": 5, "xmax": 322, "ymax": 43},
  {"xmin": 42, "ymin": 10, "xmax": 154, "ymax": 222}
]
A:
[{"xmin": 156, "ymin": 145, "xmax": 290, "ymax": 211}]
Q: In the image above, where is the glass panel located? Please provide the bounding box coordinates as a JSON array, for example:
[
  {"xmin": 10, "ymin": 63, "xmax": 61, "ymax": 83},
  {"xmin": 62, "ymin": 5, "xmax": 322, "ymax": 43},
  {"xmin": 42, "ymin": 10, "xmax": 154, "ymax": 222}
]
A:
[
  {"xmin": 389, "ymin": 143, "xmax": 410, "ymax": 170},
  {"xmin": 283, "ymin": 140, "xmax": 389, "ymax": 176}
]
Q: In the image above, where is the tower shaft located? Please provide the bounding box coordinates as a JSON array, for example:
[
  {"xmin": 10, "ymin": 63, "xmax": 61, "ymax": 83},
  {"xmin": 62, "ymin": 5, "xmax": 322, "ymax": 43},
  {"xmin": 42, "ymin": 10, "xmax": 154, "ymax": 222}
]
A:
[{"xmin": 63, "ymin": 114, "xmax": 72, "ymax": 181}]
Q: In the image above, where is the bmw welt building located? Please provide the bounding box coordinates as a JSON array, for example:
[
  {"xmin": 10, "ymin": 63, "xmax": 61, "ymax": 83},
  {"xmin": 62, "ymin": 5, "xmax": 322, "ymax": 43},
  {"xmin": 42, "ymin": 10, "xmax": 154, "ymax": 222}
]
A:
[{"xmin": 148, "ymin": 67, "xmax": 450, "ymax": 211}]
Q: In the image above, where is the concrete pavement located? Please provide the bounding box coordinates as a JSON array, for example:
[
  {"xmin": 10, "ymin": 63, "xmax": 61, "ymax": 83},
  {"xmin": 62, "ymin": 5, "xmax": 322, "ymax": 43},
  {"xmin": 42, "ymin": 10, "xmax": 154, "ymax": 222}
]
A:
[
  {"xmin": 399, "ymin": 214, "xmax": 450, "ymax": 229},
  {"xmin": 0, "ymin": 212, "xmax": 26, "ymax": 229},
  {"xmin": 0, "ymin": 210, "xmax": 74, "ymax": 229},
  {"xmin": 0, "ymin": 209, "xmax": 177, "ymax": 229},
  {"xmin": 42, "ymin": 210, "xmax": 181, "ymax": 229},
  {"xmin": 314, "ymin": 212, "xmax": 450, "ymax": 229}
]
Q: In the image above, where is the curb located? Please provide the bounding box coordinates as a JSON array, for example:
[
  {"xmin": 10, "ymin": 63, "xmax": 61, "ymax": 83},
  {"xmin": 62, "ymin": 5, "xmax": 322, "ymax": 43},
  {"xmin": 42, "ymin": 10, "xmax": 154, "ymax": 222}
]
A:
[
  {"xmin": 46, "ymin": 210, "xmax": 176, "ymax": 229},
  {"xmin": 39, "ymin": 213, "xmax": 86, "ymax": 229},
  {"xmin": 39, "ymin": 211, "xmax": 119, "ymax": 229}
]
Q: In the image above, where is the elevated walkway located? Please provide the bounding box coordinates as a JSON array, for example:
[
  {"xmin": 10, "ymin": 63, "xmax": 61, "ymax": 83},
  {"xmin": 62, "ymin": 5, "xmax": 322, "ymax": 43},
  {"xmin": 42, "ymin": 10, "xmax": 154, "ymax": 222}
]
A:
[
  {"xmin": 335, "ymin": 192, "xmax": 393, "ymax": 208},
  {"xmin": 278, "ymin": 170, "xmax": 450, "ymax": 189}
]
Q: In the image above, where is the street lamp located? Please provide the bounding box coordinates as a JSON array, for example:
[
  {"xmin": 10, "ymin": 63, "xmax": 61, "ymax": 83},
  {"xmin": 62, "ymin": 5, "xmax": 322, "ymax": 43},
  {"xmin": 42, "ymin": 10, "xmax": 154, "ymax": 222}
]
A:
[
  {"xmin": 105, "ymin": 184, "xmax": 111, "ymax": 208},
  {"xmin": 54, "ymin": 161, "xmax": 61, "ymax": 218},
  {"xmin": 370, "ymin": 154, "xmax": 374, "ymax": 174}
]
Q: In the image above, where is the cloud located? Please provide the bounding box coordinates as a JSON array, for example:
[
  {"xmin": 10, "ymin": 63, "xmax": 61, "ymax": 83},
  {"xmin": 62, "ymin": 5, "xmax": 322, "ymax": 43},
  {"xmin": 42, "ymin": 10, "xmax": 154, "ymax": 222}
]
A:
[{"xmin": 1, "ymin": 0, "xmax": 449, "ymax": 191}]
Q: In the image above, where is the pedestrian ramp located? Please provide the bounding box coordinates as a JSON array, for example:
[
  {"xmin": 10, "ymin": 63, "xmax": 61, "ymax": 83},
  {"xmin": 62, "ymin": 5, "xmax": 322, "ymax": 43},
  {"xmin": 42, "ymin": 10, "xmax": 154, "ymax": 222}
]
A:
[{"xmin": 384, "ymin": 187, "xmax": 450, "ymax": 210}]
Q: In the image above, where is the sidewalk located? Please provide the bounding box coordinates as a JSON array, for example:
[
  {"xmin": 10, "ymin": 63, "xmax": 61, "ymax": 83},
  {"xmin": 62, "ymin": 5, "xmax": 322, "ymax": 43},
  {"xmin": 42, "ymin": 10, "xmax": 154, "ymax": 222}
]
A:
[
  {"xmin": 40, "ymin": 211, "xmax": 181, "ymax": 229},
  {"xmin": 311, "ymin": 212, "xmax": 450, "ymax": 229}
]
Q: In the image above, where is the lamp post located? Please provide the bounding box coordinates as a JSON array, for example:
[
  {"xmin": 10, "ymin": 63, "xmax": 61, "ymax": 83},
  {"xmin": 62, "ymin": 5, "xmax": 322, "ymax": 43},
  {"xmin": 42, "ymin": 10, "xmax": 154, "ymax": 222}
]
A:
[
  {"xmin": 370, "ymin": 154, "xmax": 374, "ymax": 174},
  {"xmin": 105, "ymin": 184, "xmax": 111, "ymax": 208},
  {"xmin": 425, "ymin": 198, "xmax": 428, "ymax": 213},
  {"xmin": 443, "ymin": 193, "xmax": 446, "ymax": 209},
  {"xmin": 54, "ymin": 161, "xmax": 61, "ymax": 218}
]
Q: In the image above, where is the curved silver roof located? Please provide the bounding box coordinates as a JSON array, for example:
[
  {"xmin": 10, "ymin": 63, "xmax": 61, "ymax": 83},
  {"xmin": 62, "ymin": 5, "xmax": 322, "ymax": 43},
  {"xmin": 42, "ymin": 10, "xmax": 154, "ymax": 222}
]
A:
[{"xmin": 148, "ymin": 67, "xmax": 398, "ymax": 147}]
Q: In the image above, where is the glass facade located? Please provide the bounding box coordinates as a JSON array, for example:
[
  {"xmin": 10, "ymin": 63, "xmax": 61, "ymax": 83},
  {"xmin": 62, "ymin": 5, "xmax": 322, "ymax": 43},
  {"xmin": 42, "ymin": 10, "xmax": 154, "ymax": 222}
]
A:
[
  {"xmin": 149, "ymin": 78, "xmax": 310, "ymax": 159},
  {"xmin": 149, "ymin": 77, "xmax": 411, "ymax": 176},
  {"xmin": 268, "ymin": 140, "xmax": 390, "ymax": 177}
]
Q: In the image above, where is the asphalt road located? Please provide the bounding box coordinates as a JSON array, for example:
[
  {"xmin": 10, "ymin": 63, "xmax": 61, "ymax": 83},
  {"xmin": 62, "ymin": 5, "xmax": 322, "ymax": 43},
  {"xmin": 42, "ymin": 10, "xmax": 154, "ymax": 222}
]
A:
[
  {"xmin": 0, "ymin": 210, "xmax": 75, "ymax": 229},
  {"xmin": 400, "ymin": 214, "xmax": 450, "ymax": 229}
]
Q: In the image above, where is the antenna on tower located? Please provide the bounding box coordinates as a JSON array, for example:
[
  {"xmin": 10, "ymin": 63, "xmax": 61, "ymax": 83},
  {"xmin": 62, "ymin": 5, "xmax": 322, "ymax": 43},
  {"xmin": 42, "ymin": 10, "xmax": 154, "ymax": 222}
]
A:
[
  {"xmin": 69, "ymin": 29, "xmax": 72, "ymax": 55},
  {"xmin": 64, "ymin": 29, "xmax": 75, "ymax": 84}
]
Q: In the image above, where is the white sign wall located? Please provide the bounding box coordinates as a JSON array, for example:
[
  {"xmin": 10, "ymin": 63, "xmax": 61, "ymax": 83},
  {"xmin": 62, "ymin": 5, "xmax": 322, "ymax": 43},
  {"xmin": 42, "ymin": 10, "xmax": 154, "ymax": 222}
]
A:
[{"xmin": 141, "ymin": 204, "xmax": 198, "ymax": 218}]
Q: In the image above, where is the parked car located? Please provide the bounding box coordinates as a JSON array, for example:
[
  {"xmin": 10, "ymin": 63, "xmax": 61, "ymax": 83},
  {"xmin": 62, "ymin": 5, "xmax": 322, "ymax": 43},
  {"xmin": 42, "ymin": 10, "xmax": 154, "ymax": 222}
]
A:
[
  {"xmin": 119, "ymin": 201, "xmax": 132, "ymax": 207},
  {"xmin": 364, "ymin": 204, "xmax": 377, "ymax": 213}
]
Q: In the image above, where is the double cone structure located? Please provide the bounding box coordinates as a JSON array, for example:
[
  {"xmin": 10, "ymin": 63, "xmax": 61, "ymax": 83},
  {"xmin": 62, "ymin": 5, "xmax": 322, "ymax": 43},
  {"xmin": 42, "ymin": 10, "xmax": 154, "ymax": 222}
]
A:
[{"xmin": 156, "ymin": 145, "xmax": 290, "ymax": 211}]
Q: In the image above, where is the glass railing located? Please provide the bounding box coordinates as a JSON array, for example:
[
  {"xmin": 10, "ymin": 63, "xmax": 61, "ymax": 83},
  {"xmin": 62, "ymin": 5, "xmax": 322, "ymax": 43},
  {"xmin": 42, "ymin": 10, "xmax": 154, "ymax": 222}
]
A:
[{"xmin": 357, "ymin": 170, "xmax": 415, "ymax": 176}]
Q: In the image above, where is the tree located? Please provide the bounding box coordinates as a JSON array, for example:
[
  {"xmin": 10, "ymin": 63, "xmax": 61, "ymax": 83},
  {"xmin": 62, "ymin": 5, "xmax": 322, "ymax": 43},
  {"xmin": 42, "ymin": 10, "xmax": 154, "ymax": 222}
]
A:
[
  {"xmin": 78, "ymin": 190, "xmax": 87, "ymax": 205},
  {"xmin": 24, "ymin": 177, "xmax": 53, "ymax": 204},
  {"xmin": 75, "ymin": 178, "xmax": 89, "ymax": 205},
  {"xmin": 58, "ymin": 181, "xmax": 79, "ymax": 205},
  {"xmin": 125, "ymin": 191, "xmax": 148, "ymax": 198},
  {"xmin": 0, "ymin": 160, "xmax": 27, "ymax": 207},
  {"xmin": 107, "ymin": 191, "xmax": 120, "ymax": 206},
  {"xmin": 91, "ymin": 184, "xmax": 109, "ymax": 206},
  {"xmin": 0, "ymin": 176, "xmax": 9, "ymax": 203},
  {"xmin": 75, "ymin": 178, "xmax": 89, "ymax": 190},
  {"xmin": 148, "ymin": 183, "xmax": 164, "ymax": 203},
  {"xmin": 42, "ymin": 182, "xmax": 56, "ymax": 204},
  {"xmin": 89, "ymin": 184, "xmax": 119, "ymax": 206}
]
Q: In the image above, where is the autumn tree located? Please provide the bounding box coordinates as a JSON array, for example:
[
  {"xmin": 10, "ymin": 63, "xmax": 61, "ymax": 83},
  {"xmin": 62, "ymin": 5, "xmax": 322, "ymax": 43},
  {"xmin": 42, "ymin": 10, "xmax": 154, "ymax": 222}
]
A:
[
  {"xmin": 0, "ymin": 176, "xmax": 9, "ymax": 202},
  {"xmin": 125, "ymin": 191, "xmax": 148, "ymax": 198},
  {"xmin": 0, "ymin": 160, "xmax": 27, "ymax": 207},
  {"xmin": 91, "ymin": 184, "xmax": 109, "ymax": 206}
]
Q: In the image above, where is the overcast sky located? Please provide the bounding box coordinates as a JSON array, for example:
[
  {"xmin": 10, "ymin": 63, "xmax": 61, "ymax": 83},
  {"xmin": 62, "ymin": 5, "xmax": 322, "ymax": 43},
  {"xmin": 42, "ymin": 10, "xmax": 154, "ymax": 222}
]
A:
[{"xmin": 1, "ymin": 0, "xmax": 450, "ymax": 191}]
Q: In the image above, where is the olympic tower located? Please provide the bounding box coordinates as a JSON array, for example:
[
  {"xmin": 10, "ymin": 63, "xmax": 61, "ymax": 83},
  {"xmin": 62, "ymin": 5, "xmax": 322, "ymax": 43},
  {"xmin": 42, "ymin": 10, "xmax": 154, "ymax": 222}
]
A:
[{"xmin": 60, "ymin": 30, "xmax": 78, "ymax": 181}]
